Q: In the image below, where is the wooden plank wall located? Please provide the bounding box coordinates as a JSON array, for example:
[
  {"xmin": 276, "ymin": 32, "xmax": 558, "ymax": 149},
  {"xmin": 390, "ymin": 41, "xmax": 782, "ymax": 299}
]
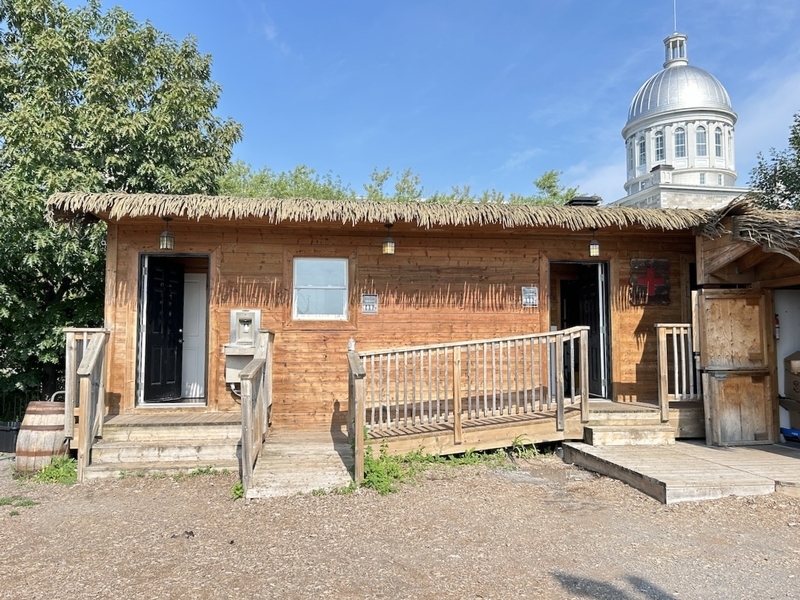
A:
[{"xmin": 105, "ymin": 220, "xmax": 695, "ymax": 430}]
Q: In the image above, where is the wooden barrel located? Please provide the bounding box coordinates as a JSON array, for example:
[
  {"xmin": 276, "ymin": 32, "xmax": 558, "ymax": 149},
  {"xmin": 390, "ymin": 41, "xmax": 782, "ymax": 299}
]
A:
[{"xmin": 15, "ymin": 401, "xmax": 69, "ymax": 473}]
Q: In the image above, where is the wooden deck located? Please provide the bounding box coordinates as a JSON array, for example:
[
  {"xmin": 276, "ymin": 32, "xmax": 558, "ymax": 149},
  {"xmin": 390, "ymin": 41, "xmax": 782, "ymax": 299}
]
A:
[{"xmin": 563, "ymin": 440, "xmax": 800, "ymax": 504}]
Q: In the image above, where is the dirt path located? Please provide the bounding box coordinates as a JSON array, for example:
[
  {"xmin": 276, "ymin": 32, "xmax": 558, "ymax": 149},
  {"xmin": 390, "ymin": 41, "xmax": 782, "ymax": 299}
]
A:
[{"xmin": 1, "ymin": 452, "xmax": 799, "ymax": 599}]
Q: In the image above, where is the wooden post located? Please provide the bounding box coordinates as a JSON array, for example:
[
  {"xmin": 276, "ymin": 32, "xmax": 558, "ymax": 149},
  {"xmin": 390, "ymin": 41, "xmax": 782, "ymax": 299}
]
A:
[
  {"xmin": 347, "ymin": 351, "xmax": 366, "ymax": 485},
  {"xmin": 77, "ymin": 374, "xmax": 91, "ymax": 483},
  {"xmin": 452, "ymin": 348, "xmax": 463, "ymax": 445},
  {"xmin": 579, "ymin": 328, "xmax": 590, "ymax": 423},
  {"xmin": 656, "ymin": 325, "xmax": 670, "ymax": 423},
  {"xmin": 64, "ymin": 331, "xmax": 77, "ymax": 440},
  {"xmin": 555, "ymin": 333, "xmax": 565, "ymax": 431}
]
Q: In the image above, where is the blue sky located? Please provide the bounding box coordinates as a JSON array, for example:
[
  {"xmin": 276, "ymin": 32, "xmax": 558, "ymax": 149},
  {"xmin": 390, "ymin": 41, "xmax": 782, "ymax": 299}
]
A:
[{"xmin": 68, "ymin": 0, "xmax": 800, "ymax": 202}]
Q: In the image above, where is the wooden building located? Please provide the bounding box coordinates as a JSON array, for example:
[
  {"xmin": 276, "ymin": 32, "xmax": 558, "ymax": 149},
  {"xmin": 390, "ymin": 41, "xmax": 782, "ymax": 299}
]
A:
[{"xmin": 45, "ymin": 193, "xmax": 800, "ymax": 491}]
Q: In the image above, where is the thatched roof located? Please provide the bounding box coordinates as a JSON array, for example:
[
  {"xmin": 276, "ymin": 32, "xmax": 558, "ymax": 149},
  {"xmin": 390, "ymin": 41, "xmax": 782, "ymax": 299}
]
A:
[
  {"xmin": 714, "ymin": 199, "xmax": 800, "ymax": 252},
  {"xmin": 47, "ymin": 192, "xmax": 717, "ymax": 232}
]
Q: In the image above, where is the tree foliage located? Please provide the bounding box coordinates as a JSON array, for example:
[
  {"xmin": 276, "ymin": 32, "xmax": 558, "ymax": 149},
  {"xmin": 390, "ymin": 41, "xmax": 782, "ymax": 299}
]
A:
[
  {"xmin": 220, "ymin": 162, "xmax": 578, "ymax": 206},
  {"xmin": 0, "ymin": 0, "xmax": 241, "ymax": 404},
  {"xmin": 749, "ymin": 112, "xmax": 800, "ymax": 210}
]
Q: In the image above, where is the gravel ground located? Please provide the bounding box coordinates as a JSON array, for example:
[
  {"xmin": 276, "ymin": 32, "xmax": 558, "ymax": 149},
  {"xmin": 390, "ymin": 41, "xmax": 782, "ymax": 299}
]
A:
[{"xmin": 1, "ymin": 451, "xmax": 799, "ymax": 600}]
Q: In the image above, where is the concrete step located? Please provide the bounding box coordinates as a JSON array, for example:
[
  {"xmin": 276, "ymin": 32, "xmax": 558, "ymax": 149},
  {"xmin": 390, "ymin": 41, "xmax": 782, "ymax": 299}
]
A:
[
  {"xmin": 82, "ymin": 459, "xmax": 240, "ymax": 481},
  {"xmin": 99, "ymin": 423, "xmax": 241, "ymax": 443},
  {"xmin": 91, "ymin": 440, "xmax": 240, "ymax": 465},
  {"xmin": 584, "ymin": 424, "xmax": 676, "ymax": 446}
]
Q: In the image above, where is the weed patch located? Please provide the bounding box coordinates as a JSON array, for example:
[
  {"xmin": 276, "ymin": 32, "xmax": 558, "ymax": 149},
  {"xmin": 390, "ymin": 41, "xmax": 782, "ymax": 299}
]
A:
[
  {"xmin": 33, "ymin": 457, "xmax": 76, "ymax": 485},
  {"xmin": 231, "ymin": 481, "xmax": 244, "ymax": 500}
]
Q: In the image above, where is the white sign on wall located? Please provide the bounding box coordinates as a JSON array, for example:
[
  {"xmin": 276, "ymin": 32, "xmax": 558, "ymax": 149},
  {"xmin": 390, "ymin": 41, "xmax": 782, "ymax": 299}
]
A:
[
  {"xmin": 521, "ymin": 286, "xmax": 539, "ymax": 308},
  {"xmin": 361, "ymin": 294, "xmax": 378, "ymax": 314}
]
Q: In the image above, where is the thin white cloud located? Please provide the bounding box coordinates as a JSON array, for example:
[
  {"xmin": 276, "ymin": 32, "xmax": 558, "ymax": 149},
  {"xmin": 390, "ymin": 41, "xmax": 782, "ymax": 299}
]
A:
[
  {"xmin": 236, "ymin": 2, "xmax": 292, "ymax": 55},
  {"xmin": 734, "ymin": 49, "xmax": 800, "ymax": 180},
  {"xmin": 563, "ymin": 159, "xmax": 626, "ymax": 205},
  {"xmin": 497, "ymin": 148, "xmax": 543, "ymax": 172}
]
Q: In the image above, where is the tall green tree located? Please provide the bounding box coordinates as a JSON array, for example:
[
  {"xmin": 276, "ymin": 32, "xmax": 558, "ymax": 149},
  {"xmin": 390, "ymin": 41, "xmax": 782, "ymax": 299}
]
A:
[
  {"xmin": 0, "ymin": 0, "xmax": 241, "ymax": 405},
  {"xmin": 749, "ymin": 112, "xmax": 800, "ymax": 210}
]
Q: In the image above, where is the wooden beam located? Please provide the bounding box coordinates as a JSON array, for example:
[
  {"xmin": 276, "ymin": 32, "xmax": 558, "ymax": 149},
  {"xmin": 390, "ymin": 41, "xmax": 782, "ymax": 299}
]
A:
[
  {"xmin": 702, "ymin": 240, "xmax": 756, "ymax": 276},
  {"xmin": 734, "ymin": 248, "xmax": 772, "ymax": 274},
  {"xmin": 753, "ymin": 273, "xmax": 800, "ymax": 289}
]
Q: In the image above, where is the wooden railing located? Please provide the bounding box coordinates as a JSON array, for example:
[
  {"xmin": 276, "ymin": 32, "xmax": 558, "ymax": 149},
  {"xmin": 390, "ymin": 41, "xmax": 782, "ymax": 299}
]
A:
[
  {"xmin": 655, "ymin": 323, "xmax": 701, "ymax": 423},
  {"xmin": 64, "ymin": 328, "xmax": 107, "ymax": 441},
  {"xmin": 73, "ymin": 330, "xmax": 109, "ymax": 483},
  {"xmin": 348, "ymin": 327, "xmax": 590, "ymax": 478},
  {"xmin": 239, "ymin": 330, "xmax": 275, "ymax": 500}
]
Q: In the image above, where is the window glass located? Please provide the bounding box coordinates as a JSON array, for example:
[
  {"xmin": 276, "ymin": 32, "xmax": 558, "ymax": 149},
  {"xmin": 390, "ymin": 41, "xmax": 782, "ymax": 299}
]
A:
[
  {"xmin": 654, "ymin": 131, "xmax": 665, "ymax": 162},
  {"xmin": 715, "ymin": 128, "xmax": 723, "ymax": 158},
  {"xmin": 699, "ymin": 173, "xmax": 706, "ymax": 185},
  {"xmin": 696, "ymin": 126, "xmax": 707, "ymax": 156},
  {"xmin": 628, "ymin": 143, "xmax": 634, "ymax": 171},
  {"xmin": 638, "ymin": 138, "xmax": 646, "ymax": 166},
  {"xmin": 293, "ymin": 258, "xmax": 348, "ymax": 320},
  {"xmin": 675, "ymin": 128, "xmax": 686, "ymax": 158}
]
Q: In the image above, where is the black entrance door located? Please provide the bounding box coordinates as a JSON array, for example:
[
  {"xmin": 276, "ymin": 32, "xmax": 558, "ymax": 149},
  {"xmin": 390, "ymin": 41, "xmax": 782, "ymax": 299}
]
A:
[
  {"xmin": 577, "ymin": 264, "xmax": 607, "ymax": 397},
  {"xmin": 559, "ymin": 263, "xmax": 609, "ymax": 398},
  {"xmin": 144, "ymin": 257, "xmax": 185, "ymax": 401}
]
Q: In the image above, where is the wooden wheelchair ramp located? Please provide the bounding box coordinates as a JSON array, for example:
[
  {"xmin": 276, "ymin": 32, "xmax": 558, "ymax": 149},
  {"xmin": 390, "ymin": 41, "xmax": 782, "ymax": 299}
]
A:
[
  {"xmin": 246, "ymin": 430, "xmax": 354, "ymax": 499},
  {"xmin": 563, "ymin": 440, "xmax": 800, "ymax": 504}
]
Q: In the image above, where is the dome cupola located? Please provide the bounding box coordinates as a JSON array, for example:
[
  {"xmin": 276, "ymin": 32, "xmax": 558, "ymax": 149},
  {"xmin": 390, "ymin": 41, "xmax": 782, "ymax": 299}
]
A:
[{"xmin": 618, "ymin": 32, "xmax": 740, "ymax": 206}]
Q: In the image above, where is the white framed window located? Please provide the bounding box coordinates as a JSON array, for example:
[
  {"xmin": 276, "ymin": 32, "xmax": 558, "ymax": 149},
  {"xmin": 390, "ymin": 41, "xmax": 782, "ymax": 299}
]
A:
[
  {"xmin": 675, "ymin": 128, "xmax": 686, "ymax": 158},
  {"xmin": 627, "ymin": 142, "xmax": 634, "ymax": 171},
  {"xmin": 717, "ymin": 174, "xmax": 723, "ymax": 186},
  {"xmin": 292, "ymin": 257, "xmax": 348, "ymax": 320},
  {"xmin": 699, "ymin": 173, "xmax": 706, "ymax": 185},
  {"xmin": 714, "ymin": 128, "xmax": 723, "ymax": 158},
  {"xmin": 654, "ymin": 131, "xmax": 665, "ymax": 162},
  {"xmin": 696, "ymin": 126, "xmax": 707, "ymax": 156},
  {"xmin": 637, "ymin": 137, "xmax": 646, "ymax": 166}
]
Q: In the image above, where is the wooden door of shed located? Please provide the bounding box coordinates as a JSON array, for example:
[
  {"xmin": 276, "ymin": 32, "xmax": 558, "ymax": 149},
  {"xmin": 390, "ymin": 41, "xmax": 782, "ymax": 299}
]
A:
[{"xmin": 695, "ymin": 289, "xmax": 774, "ymax": 445}]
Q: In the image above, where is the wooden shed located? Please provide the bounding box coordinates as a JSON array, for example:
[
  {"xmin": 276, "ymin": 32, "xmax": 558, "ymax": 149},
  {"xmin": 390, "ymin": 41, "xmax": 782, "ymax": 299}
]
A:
[{"xmin": 45, "ymin": 193, "xmax": 799, "ymax": 491}]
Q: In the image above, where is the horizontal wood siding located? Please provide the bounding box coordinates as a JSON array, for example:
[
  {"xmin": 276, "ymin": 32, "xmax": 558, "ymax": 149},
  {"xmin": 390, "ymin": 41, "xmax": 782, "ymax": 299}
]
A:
[{"xmin": 105, "ymin": 221, "xmax": 694, "ymax": 429}]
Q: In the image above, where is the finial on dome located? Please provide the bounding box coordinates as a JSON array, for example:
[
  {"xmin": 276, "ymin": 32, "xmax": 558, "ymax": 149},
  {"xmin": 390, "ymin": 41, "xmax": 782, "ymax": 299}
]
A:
[{"xmin": 663, "ymin": 32, "xmax": 688, "ymax": 68}]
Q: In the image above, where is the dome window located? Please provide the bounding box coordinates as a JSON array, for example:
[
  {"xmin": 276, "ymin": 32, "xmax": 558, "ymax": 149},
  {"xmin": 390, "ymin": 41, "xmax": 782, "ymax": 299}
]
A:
[
  {"xmin": 715, "ymin": 128, "xmax": 723, "ymax": 158},
  {"xmin": 675, "ymin": 128, "xmax": 686, "ymax": 158},
  {"xmin": 699, "ymin": 173, "xmax": 706, "ymax": 185},
  {"xmin": 696, "ymin": 126, "xmax": 707, "ymax": 157},
  {"xmin": 628, "ymin": 143, "xmax": 634, "ymax": 171},
  {"xmin": 637, "ymin": 137, "xmax": 646, "ymax": 166},
  {"xmin": 654, "ymin": 131, "xmax": 665, "ymax": 162}
]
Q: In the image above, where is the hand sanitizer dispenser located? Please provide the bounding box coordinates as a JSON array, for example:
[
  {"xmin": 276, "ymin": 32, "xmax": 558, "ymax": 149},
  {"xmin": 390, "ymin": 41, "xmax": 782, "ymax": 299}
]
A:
[{"xmin": 223, "ymin": 309, "xmax": 261, "ymax": 384}]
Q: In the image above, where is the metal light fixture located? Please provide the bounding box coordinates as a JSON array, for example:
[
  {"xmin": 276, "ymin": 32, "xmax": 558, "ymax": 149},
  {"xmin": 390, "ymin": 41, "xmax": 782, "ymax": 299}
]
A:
[
  {"xmin": 382, "ymin": 223, "xmax": 395, "ymax": 255},
  {"xmin": 588, "ymin": 229, "xmax": 600, "ymax": 257},
  {"xmin": 159, "ymin": 217, "xmax": 175, "ymax": 250}
]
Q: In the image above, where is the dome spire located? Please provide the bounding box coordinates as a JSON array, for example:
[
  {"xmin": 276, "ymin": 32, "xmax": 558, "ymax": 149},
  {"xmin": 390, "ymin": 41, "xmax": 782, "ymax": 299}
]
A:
[{"xmin": 663, "ymin": 32, "xmax": 688, "ymax": 68}]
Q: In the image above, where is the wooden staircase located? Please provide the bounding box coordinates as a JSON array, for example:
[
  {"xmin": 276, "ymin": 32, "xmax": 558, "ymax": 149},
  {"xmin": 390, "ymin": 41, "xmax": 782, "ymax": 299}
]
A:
[
  {"xmin": 80, "ymin": 413, "xmax": 242, "ymax": 480},
  {"xmin": 582, "ymin": 401, "xmax": 675, "ymax": 446}
]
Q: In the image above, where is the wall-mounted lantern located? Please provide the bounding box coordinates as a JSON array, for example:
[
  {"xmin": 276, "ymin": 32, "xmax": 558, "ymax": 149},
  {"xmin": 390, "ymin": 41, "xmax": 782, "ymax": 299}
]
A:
[
  {"xmin": 159, "ymin": 217, "xmax": 175, "ymax": 250},
  {"xmin": 589, "ymin": 229, "xmax": 600, "ymax": 257},
  {"xmin": 382, "ymin": 223, "xmax": 395, "ymax": 255}
]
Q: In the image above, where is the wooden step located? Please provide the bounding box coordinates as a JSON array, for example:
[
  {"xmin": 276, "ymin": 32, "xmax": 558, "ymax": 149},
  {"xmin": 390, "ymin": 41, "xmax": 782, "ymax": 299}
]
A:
[
  {"xmin": 82, "ymin": 459, "xmax": 240, "ymax": 480},
  {"xmin": 584, "ymin": 424, "xmax": 676, "ymax": 446},
  {"xmin": 99, "ymin": 422, "xmax": 241, "ymax": 443},
  {"xmin": 91, "ymin": 439, "xmax": 240, "ymax": 465}
]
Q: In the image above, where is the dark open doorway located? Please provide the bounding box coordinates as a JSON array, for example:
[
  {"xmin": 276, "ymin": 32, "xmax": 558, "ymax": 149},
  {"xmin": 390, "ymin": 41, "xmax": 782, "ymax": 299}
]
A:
[
  {"xmin": 137, "ymin": 255, "xmax": 209, "ymax": 405},
  {"xmin": 551, "ymin": 261, "xmax": 611, "ymax": 398}
]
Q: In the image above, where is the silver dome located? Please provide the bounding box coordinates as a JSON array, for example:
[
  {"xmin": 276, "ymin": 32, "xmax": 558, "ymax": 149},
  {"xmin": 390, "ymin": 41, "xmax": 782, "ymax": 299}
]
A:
[{"xmin": 626, "ymin": 64, "xmax": 735, "ymax": 127}]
